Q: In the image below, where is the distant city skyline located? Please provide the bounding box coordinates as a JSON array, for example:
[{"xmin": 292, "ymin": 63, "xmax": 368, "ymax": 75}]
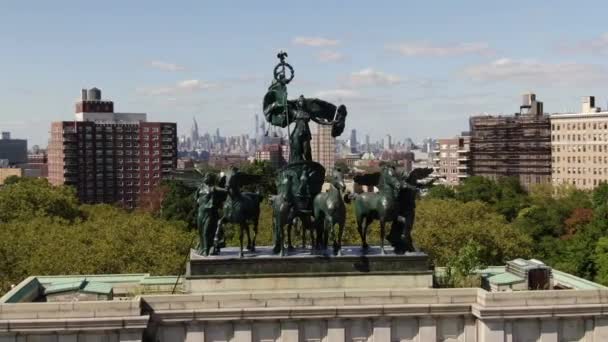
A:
[{"xmin": 3, "ymin": 1, "xmax": 608, "ymax": 146}]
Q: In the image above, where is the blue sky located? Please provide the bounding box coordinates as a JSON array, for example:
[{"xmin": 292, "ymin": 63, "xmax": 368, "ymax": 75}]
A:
[{"xmin": 2, "ymin": 0, "xmax": 608, "ymax": 146}]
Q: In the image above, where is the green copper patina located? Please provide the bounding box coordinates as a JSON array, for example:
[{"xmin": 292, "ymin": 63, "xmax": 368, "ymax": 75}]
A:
[
  {"xmin": 216, "ymin": 167, "xmax": 263, "ymax": 258},
  {"xmin": 263, "ymin": 52, "xmax": 349, "ymax": 255},
  {"xmin": 353, "ymin": 166, "xmax": 433, "ymax": 255},
  {"xmin": 263, "ymin": 52, "xmax": 347, "ymax": 163},
  {"xmin": 390, "ymin": 168, "xmax": 435, "ymax": 253},
  {"xmin": 313, "ymin": 169, "xmax": 348, "ymax": 256},
  {"xmin": 271, "ymin": 161, "xmax": 325, "ymax": 256},
  {"xmin": 194, "ymin": 172, "xmax": 227, "ymax": 256}
]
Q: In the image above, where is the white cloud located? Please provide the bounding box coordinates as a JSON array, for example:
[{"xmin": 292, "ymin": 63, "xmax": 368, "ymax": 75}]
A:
[
  {"xmin": 463, "ymin": 58, "xmax": 608, "ymax": 85},
  {"xmin": 315, "ymin": 89, "xmax": 360, "ymax": 100},
  {"xmin": 316, "ymin": 50, "xmax": 345, "ymax": 62},
  {"xmin": 147, "ymin": 60, "xmax": 185, "ymax": 71},
  {"xmin": 349, "ymin": 68, "xmax": 401, "ymax": 87},
  {"xmin": 386, "ymin": 41, "xmax": 493, "ymax": 57},
  {"xmin": 137, "ymin": 79, "xmax": 216, "ymax": 96},
  {"xmin": 557, "ymin": 32, "xmax": 608, "ymax": 55},
  {"xmin": 293, "ymin": 36, "xmax": 339, "ymax": 47}
]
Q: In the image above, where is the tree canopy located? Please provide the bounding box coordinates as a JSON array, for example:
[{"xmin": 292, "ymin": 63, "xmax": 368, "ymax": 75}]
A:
[
  {"xmin": 0, "ymin": 178, "xmax": 193, "ymax": 294},
  {"xmin": 4, "ymin": 172, "xmax": 608, "ymax": 292}
]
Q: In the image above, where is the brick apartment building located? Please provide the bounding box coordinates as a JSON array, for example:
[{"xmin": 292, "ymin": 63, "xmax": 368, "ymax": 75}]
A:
[
  {"xmin": 48, "ymin": 88, "xmax": 177, "ymax": 206},
  {"xmin": 432, "ymin": 134, "xmax": 471, "ymax": 185},
  {"xmin": 255, "ymin": 143, "xmax": 288, "ymax": 169},
  {"xmin": 311, "ymin": 123, "xmax": 335, "ymax": 175},
  {"xmin": 469, "ymin": 93, "xmax": 551, "ymax": 189}
]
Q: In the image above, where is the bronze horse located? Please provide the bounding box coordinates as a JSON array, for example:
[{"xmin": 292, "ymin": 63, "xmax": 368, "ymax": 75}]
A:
[
  {"xmin": 353, "ymin": 166, "xmax": 432, "ymax": 254},
  {"xmin": 271, "ymin": 161, "xmax": 325, "ymax": 256},
  {"xmin": 313, "ymin": 169, "xmax": 348, "ymax": 255},
  {"xmin": 216, "ymin": 168, "xmax": 263, "ymax": 258}
]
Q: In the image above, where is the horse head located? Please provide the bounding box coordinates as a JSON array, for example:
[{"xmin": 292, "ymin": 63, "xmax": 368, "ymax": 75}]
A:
[
  {"xmin": 277, "ymin": 172, "xmax": 294, "ymax": 201},
  {"xmin": 378, "ymin": 165, "xmax": 401, "ymax": 197},
  {"xmin": 329, "ymin": 169, "xmax": 346, "ymax": 193}
]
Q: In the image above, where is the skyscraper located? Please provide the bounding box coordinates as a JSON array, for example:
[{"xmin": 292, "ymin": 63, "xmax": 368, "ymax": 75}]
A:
[
  {"xmin": 349, "ymin": 129, "xmax": 358, "ymax": 153},
  {"xmin": 48, "ymin": 88, "xmax": 178, "ymax": 207},
  {"xmin": 384, "ymin": 134, "xmax": 392, "ymax": 150},
  {"xmin": 191, "ymin": 117, "xmax": 200, "ymax": 145}
]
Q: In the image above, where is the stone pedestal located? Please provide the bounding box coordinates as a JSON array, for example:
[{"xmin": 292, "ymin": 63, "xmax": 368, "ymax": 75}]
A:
[{"xmin": 185, "ymin": 246, "xmax": 432, "ymax": 292}]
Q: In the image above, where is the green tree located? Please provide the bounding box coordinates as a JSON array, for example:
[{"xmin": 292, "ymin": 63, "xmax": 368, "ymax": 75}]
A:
[
  {"xmin": 594, "ymin": 237, "xmax": 608, "ymax": 285},
  {"xmin": 426, "ymin": 184, "xmax": 456, "ymax": 200},
  {"xmin": 0, "ymin": 205, "xmax": 194, "ymax": 294},
  {"xmin": 239, "ymin": 160, "xmax": 277, "ymax": 197},
  {"xmin": 2, "ymin": 175, "xmax": 21, "ymax": 185},
  {"xmin": 455, "ymin": 176, "xmax": 500, "ymax": 203},
  {"xmin": 446, "ymin": 240, "xmax": 487, "ymax": 287},
  {"xmin": 592, "ymin": 182, "xmax": 608, "ymax": 209},
  {"xmin": 158, "ymin": 180, "xmax": 197, "ymax": 226},
  {"xmin": 413, "ymin": 199, "xmax": 532, "ymax": 267},
  {"xmin": 454, "ymin": 176, "xmax": 529, "ymax": 221},
  {"xmin": 0, "ymin": 178, "xmax": 81, "ymax": 223}
]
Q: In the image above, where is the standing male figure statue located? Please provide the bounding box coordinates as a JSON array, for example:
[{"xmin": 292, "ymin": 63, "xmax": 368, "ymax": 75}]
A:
[{"xmin": 194, "ymin": 173, "xmax": 226, "ymax": 256}]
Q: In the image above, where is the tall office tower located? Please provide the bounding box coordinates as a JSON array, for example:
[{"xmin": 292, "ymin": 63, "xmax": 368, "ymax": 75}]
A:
[
  {"xmin": 48, "ymin": 88, "xmax": 177, "ymax": 207},
  {"xmin": 191, "ymin": 117, "xmax": 200, "ymax": 145},
  {"xmin": 469, "ymin": 93, "xmax": 551, "ymax": 189},
  {"xmin": 254, "ymin": 114, "xmax": 260, "ymax": 140},
  {"xmin": 432, "ymin": 134, "xmax": 471, "ymax": 185},
  {"xmin": 311, "ymin": 123, "xmax": 335, "ymax": 174},
  {"xmin": 385, "ymin": 134, "xmax": 392, "ymax": 150},
  {"xmin": 365, "ymin": 134, "xmax": 371, "ymax": 153},
  {"xmin": 551, "ymin": 96, "xmax": 608, "ymax": 189},
  {"xmin": 349, "ymin": 129, "xmax": 358, "ymax": 153}
]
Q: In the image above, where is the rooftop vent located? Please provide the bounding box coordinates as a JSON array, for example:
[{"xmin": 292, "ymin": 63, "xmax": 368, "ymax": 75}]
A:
[{"xmin": 506, "ymin": 258, "xmax": 552, "ymax": 290}]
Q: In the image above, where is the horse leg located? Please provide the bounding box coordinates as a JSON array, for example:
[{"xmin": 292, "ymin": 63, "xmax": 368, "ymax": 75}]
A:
[
  {"xmin": 239, "ymin": 222, "xmax": 246, "ymax": 258},
  {"xmin": 244, "ymin": 222, "xmax": 252, "ymax": 251},
  {"xmin": 281, "ymin": 222, "xmax": 288, "ymax": 257},
  {"xmin": 362, "ymin": 218, "xmax": 370, "ymax": 251},
  {"xmin": 336, "ymin": 221, "xmax": 344, "ymax": 256},
  {"xmin": 281, "ymin": 212, "xmax": 290, "ymax": 257},
  {"xmin": 379, "ymin": 220, "xmax": 386, "ymax": 255},
  {"xmin": 251, "ymin": 218, "xmax": 258, "ymax": 252},
  {"xmin": 357, "ymin": 216, "xmax": 367, "ymax": 252},
  {"xmin": 287, "ymin": 219, "xmax": 294, "ymax": 251},
  {"xmin": 302, "ymin": 218, "xmax": 307, "ymax": 248},
  {"xmin": 212, "ymin": 217, "xmax": 225, "ymax": 255},
  {"xmin": 328, "ymin": 218, "xmax": 335, "ymax": 252}
]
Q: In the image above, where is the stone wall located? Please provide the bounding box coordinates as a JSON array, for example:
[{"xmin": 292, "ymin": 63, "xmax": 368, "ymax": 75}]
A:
[
  {"xmin": 2, "ymin": 288, "xmax": 608, "ymax": 341},
  {"xmin": 0, "ymin": 301, "xmax": 148, "ymax": 342},
  {"xmin": 144, "ymin": 288, "xmax": 608, "ymax": 342}
]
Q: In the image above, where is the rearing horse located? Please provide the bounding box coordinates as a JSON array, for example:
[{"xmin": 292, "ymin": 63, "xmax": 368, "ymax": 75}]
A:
[{"xmin": 216, "ymin": 167, "xmax": 262, "ymax": 258}]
